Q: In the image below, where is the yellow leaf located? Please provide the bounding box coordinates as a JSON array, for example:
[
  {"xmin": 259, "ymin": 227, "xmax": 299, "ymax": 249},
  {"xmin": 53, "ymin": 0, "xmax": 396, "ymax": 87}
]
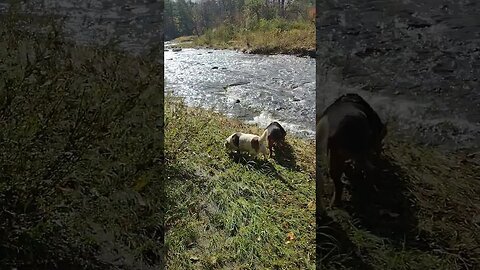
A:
[
  {"xmin": 307, "ymin": 201, "xmax": 315, "ymax": 210},
  {"xmin": 286, "ymin": 232, "xmax": 295, "ymax": 241}
]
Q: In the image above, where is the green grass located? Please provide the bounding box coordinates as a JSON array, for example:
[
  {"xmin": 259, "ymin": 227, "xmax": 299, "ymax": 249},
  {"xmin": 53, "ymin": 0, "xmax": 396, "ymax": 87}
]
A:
[
  {"xmin": 164, "ymin": 97, "xmax": 316, "ymax": 269},
  {"xmin": 173, "ymin": 19, "xmax": 315, "ymax": 57},
  {"xmin": 0, "ymin": 13, "xmax": 164, "ymax": 269},
  {"xmin": 319, "ymin": 130, "xmax": 480, "ymax": 269}
]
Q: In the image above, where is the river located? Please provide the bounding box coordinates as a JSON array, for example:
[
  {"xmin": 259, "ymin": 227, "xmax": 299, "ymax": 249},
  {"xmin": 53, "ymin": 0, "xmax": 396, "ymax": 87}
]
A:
[
  {"xmin": 164, "ymin": 42, "xmax": 316, "ymax": 138},
  {"xmin": 2, "ymin": 0, "xmax": 479, "ymax": 150}
]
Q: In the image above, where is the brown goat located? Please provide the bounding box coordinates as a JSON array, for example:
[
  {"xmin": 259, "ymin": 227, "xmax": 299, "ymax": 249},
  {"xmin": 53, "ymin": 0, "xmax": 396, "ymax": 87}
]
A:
[{"xmin": 317, "ymin": 93, "xmax": 387, "ymax": 207}]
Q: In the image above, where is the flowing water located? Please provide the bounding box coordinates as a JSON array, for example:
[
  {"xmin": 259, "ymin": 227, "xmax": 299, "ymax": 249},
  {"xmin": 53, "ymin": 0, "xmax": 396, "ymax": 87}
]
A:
[{"xmin": 164, "ymin": 43, "xmax": 316, "ymax": 138}]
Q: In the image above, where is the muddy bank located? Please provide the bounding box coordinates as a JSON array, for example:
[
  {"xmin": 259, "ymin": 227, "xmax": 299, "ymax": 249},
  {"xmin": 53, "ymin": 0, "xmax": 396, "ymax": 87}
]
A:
[
  {"xmin": 243, "ymin": 46, "xmax": 316, "ymax": 58},
  {"xmin": 316, "ymin": 0, "xmax": 480, "ymax": 151},
  {"xmin": 171, "ymin": 38, "xmax": 316, "ymax": 58}
]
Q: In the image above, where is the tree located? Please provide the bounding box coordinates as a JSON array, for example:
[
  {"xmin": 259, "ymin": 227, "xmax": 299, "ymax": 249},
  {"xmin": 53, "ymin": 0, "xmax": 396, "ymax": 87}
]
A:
[{"xmin": 163, "ymin": 0, "xmax": 314, "ymax": 39}]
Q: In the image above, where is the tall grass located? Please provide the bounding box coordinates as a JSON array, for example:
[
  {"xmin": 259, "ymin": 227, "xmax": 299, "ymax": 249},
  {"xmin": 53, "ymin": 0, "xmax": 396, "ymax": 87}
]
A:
[
  {"xmin": 0, "ymin": 12, "xmax": 164, "ymax": 269},
  {"xmin": 189, "ymin": 18, "xmax": 315, "ymax": 56}
]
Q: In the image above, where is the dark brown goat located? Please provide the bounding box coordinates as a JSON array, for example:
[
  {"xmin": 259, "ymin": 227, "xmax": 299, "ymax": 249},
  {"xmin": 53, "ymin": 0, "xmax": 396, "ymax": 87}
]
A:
[{"xmin": 317, "ymin": 93, "xmax": 387, "ymax": 207}]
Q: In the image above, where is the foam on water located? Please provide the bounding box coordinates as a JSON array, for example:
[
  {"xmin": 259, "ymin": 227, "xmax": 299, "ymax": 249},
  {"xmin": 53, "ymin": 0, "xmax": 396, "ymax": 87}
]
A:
[{"xmin": 246, "ymin": 111, "xmax": 316, "ymax": 139}]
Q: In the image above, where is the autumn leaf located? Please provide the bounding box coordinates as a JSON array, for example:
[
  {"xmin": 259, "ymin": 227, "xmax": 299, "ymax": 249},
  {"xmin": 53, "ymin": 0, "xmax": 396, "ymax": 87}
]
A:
[
  {"xmin": 287, "ymin": 232, "xmax": 295, "ymax": 241},
  {"xmin": 307, "ymin": 201, "xmax": 315, "ymax": 210}
]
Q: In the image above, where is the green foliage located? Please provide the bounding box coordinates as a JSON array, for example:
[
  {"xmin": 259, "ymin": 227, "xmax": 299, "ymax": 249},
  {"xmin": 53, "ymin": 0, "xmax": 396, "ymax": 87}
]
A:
[
  {"xmin": 251, "ymin": 18, "xmax": 304, "ymax": 31},
  {"xmin": 164, "ymin": 0, "xmax": 314, "ymax": 40},
  {"xmin": 196, "ymin": 24, "xmax": 238, "ymax": 45},
  {"xmin": 243, "ymin": 0, "xmax": 268, "ymax": 27}
]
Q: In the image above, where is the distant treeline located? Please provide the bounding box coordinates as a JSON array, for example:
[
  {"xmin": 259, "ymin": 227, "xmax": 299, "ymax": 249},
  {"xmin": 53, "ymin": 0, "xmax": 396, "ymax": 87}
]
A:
[{"xmin": 164, "ymin": 0, "xmax": 315, "ymax": 40}]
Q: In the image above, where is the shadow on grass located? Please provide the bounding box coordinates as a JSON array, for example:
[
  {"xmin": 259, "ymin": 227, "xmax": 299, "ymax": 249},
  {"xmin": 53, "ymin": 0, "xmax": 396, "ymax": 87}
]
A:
[
  {"xmin": 342, "ymin": 153, "xmax": 435, "ymax": 251},
  {"xmin": 272, "ymin": 141, "xmax": 300, "ymax": 171},
  {"xmin": 228, "ymin": 152, "xmax": 296, "ymax": 190},
  {"xmin": 317, "ymin": 213, "xmax": 374, "ymax": 270},
  {"xmin": 317, "ymin": 152, "xmax": 420, "ymax": 269},
  {"xmin": 320, "ymin": 149, "xmax": 478, "ymax": 268}
]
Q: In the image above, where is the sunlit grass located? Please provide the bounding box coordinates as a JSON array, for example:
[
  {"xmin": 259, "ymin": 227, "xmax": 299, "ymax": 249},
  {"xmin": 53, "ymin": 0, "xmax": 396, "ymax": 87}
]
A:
[{"xmin": 164, "ymin": 97, "xmax": 316, "ymax": 269}]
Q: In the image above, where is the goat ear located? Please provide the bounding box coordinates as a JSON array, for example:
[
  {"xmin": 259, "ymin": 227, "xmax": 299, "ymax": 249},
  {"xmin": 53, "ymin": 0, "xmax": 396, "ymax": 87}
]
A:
[{"xmin": 232, "ymin": 133, "xmax": 240, "ymax": 148}]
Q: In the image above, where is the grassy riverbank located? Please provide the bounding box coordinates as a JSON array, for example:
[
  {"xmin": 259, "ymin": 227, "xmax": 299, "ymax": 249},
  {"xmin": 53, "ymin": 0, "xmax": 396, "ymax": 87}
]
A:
[
  {"xmin": 171, "ymin": 19, "xmax": 315, "ymax": 57},
  {"xmin": 164, "ymin": 97, "xmax": 316, "ymax": 268},
  {"xmin": 162, "ymin": 98, "xmax": 480, "ymax": 269},
  {"xmin": 0, "ymin": 13, "xmax": 164, "ymax": 269},
  {"xmin": 162, "ymin": 95, "xmax": 480, "ymax": 269}
]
